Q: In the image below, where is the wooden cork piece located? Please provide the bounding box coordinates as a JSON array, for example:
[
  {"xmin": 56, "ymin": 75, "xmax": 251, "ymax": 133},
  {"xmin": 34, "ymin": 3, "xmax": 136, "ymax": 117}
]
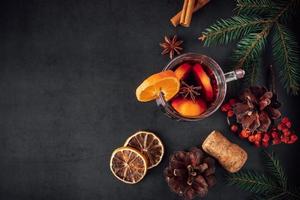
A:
[{"xmin": 202, "ymin": 130, "xmax": 248, "ymax": 173}]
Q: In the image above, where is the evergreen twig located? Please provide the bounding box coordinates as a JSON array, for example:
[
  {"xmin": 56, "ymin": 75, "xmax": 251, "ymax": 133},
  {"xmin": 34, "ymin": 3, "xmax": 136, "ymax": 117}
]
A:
[
  {"xmin": 244, "ymin": 59, "xmax": 261, "ymax": 86},
  {"xmin": 200, "ymin": 0, "xmax": 300, "ymax": 95},
  {"xmin": 263, "ymin": 151, "xmax": 287, "ymax": 189},
  {"xmin": 232, "ymin": 28, "xmax": 269, "ymax": 69},
  {"xmin": 226, "ymin": 170, "xmax": 279, "ymax": 194},
  {"xmin": 236, "ymin": 0, "xmax": 276, "ymax": 15},
  {"xmin": 226, "ymin": 151, "xmax": 300, "ymax": 199},
  {"xmin": 272, "ymin": 23, "xmax": 300, "ymax": 95},
  {"xmin": 276, "ymin": 0, "xmax": 300, "ymax": 23},
  {"xmin": 199, "ymin": 16, "xmax": 265, "ymax": 46}
]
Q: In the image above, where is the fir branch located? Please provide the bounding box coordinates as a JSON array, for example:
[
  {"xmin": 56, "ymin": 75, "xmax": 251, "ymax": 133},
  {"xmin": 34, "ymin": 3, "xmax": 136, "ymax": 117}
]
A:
[
  {"xmin": 244, "ymin": 59, "xmax": 261, "ymax": 86},
  {"xmin": 200, "ymin": 0, "xmax": 300, "ymax": 95},
  {"xmin": 236, "ymin": 0, "xmax": 277, "ymax": 15},
  {"xmin": 288, "ymin": 186, "xmax": 300, "ymax": 200},
  {"xmin": 275, "ymin": 0, "xmax": 300, "ymax": 23},
  {"xmin": 272, "ymin": 23, "xmax": 300, "ymax": 95},
  {"xmin": 226, "ymin": 170, "xmax": 279, "ymax": 194},
  {"xmin": 200, "ymin": 16, "xmax": 265, "ymax": 46},
  {"xmin": 227, "ymin": 151, "xmax": 300, "ymax": 199},
  {"xmin": 263, "ymin": 151, "xmax": 287, "ymax": 190},
  {"xmin": 232, "ymin": 27, "xmax": 269, "ymax": 69}
]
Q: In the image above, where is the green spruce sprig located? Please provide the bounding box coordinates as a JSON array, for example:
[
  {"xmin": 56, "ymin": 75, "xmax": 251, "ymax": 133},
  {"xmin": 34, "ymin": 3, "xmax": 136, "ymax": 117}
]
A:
[
  {"xmin": 236, "ymin": 0, "xmax": 276, "ymax": 15},
  {"xmin": 199, "ymin": 0, "xmax": 300, "ymax": 95},
  {"xmin": 226, "ymin": 151, "xmax": 300, "ymax": 200}
]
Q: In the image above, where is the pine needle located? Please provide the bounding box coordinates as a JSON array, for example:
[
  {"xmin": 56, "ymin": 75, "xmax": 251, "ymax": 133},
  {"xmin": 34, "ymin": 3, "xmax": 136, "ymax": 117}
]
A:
[
  {"xmin": 200, "ymin": 16, "xmax": 264, "ymax": 46},
  {"xmin": 226, "ymin": 151, "xmax": 300, "ymax": 199},
  {"xmin": 272, "ymin": 23, "xmax": 300, "ymax": 95},
  {"xmin": 200, "ymin": 0, "xmax": 300, "ymax": 95},
  {"xmin": 236, "ymin": 0, "xmax": 277, "ymax": 15},
  {"xmin": 275, "ymin": 0, "xmax": 300, "ymax": 23},
  {"xmin": 243, "ymin": 58, "xmax": 261, "ymax": 86},
  {"xmin": 226, "ymin": 170, "xmax": 279, "ymax": 194},
  {"xmin": 263, "ymin": 151, "xmax": 287, "ymax": 190},
  {"xmin": 232, "ymin": 30, "xmax": 268, "ymax": 69}
]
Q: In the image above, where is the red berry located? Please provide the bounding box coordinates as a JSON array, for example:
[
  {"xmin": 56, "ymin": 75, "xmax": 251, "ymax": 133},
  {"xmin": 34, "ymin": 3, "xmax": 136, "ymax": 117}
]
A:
[
  {"xmin": 277, "ymin": 123, "xmax": 285, "ymax": 131},
  {"xmin": 271, "ymin": 132, "xmax": 279, "ymax": 139},
  {"xmin": 240, "ymin": 129, "xmax": 250, "ymax": 138},
  {"xmin": 227, "ymin": 110, "xmax": 234, "ymax": 117},
  {"xmin": 230, "ymin": 124, "xmax": 238, "ymax": 133},
  {"xmin": 282, "ymin": 129, "xmax": 291, "ymax": 137},
  {"xmin": 272, "ymin": 138, "xmax": 281, "ymax": 145},
  {"xmin": 262, "ymin": 141, "xmax": 269, "ymax": 148},
  {"xmin": 280, "ymin": 135, "xmax": 289, "ymax": 144},
  {"xmin": 280, "ymin": 117, "xmax": 292, "ymax": 128},
  {"xmin": 262, "ymin": 133, "xmax": 270, "ymax": 143},
  {"xmin": 285, "ymin": 121, "xmax": 292, "ymax": 128},
  {"xmin": 248, "ymin": 135, "xmax": 255, "ymax": 142},
  {"xmin": 290, "ymin": 134, "xmax": 298, "ymax": 143},
  {"xmin": 221, "ymin": 106, "xmax": 226, "ymax": 112},
  {"xmin": 221, "ymin": 103, "xmax": 231, "ymax": 112},
  {"xmin": 229, "ymin": 99, "xmax": 236, "ymax": 105},
  {"xmin": 281, "ymin": 117, "xmax": 290, "ymax": 124},
  {"xmin": 254, "ymin": 132, "xmax": 262, "ymax": 141}
]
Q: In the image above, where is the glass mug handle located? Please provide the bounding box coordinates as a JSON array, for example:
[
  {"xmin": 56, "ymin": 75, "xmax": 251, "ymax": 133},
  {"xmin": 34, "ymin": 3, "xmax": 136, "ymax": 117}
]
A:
[{"xmin": 224, "ymin": 69, "xmax": 245, "ymax": 83}]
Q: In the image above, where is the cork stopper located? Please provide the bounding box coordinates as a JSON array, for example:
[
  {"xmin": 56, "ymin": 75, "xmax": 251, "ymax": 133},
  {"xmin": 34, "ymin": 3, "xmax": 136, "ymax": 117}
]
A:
[{"xmin": 202, "ymin": 130, "xmax": 248, "ymax": 173}]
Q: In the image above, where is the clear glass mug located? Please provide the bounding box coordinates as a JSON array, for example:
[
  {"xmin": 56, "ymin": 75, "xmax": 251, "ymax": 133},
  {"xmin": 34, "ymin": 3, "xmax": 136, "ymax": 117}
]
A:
[{"xmin": 156, "ymin": 53, "xmax": 245, "ymax": 121}]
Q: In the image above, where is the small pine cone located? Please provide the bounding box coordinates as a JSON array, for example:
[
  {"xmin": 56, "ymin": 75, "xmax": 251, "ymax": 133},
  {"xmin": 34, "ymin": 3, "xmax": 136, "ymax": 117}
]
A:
[
  {"xmin": 164, "ymin": 147, "xmax": 217, "ymax": 200},
  {"xmin": 232, "ymin": 86, "xmax": 281, "ymax": 133}
]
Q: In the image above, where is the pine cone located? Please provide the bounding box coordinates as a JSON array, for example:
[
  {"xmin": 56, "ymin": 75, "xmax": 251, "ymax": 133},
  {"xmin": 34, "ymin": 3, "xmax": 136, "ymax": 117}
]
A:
[
  {"xmin": 233, "ymin": 86, "xmax": 281, "ymax": 133},
  {"xmin": 164, "ymin": 147, "xmax": 216, "ymax": 200}
]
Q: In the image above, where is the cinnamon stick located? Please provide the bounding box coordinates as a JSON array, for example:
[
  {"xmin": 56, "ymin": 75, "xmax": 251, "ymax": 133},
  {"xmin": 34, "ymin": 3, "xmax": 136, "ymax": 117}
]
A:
[
  {"xmin": 179, "ymin": 0, "xmax": 190, "ymax": 25},
  {"xmin": 170, "ymin": 0, "xmax": 210, "ymax": 27},
  {"xmin": 180, "ymin": 0, "xmax": 195, "ymax": 27}
]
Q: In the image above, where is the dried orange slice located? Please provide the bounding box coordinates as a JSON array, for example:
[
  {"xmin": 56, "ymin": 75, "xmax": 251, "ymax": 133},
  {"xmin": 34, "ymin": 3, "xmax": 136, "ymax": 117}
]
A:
[
  {"xmin": 110, "ymin": 147, "xmax": 148, "ymax": 184},
  {"xmin": 136, "ymin": 70, "xmax": 180, "ymax": 102},
  {"xmin": 124, "ymin": 131, "xmax": 164, "ymax": 169}
]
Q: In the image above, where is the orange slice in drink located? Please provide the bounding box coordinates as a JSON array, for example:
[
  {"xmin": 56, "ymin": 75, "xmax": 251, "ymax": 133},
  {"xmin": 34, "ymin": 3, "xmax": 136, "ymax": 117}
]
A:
[
  {"xmin": 174, "ymin": 63, "xmax": 192, "ymax": 80},
  {"xmin": 171, "ymin": 97, "xmax": 207, "ymax": 117},
  {"xmin": 110, "ymin": 147, "xmax": 148, "ymax": 184},
  {"xmin": 124, "ymin": 131, "xmax": 164, "ymax": 169},
  {"xmin": 136, "ymin": 70, "xmax": 180, "ymax": 102},
  {"xmin": 193, "ymin": 64, "xmax": 214, "ymax": 101}
]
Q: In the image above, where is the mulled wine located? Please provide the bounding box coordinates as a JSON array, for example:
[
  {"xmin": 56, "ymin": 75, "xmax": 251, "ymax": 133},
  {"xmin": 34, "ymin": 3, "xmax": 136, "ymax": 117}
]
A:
[
  {"xmin": 156, "ymin": 53, "xmax": 245, "ymax": 121},
  {"xmin": 169, "ymin": 61, "xmax": 218, "ymax": 118}
]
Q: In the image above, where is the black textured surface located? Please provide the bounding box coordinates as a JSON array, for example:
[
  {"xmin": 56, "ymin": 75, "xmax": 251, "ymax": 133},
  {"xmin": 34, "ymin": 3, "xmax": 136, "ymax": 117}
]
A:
[{"xmin": 0, "ymin": 1, "xmax": 300, "ymax": 200}]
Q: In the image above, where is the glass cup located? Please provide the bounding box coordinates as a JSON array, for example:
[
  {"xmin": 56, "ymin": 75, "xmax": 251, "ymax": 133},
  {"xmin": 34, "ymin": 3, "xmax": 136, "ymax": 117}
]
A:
[{"xmin": 156, "ymin": 53, "xmax": 245, "ymax": 121}]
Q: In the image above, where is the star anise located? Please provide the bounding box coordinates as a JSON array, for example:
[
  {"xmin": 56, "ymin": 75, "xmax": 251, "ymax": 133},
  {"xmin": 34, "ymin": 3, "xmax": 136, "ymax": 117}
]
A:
[
  {"xmin": 160, "ymin": 35, "xmax": 183, "ymax": 59},
  {"xmin": 179, "ymin": 81, "xmax": 202, "ymax": 102}
]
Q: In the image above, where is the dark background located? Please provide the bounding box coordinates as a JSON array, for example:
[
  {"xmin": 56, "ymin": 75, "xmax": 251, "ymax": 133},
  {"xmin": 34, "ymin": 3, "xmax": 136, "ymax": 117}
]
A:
[{"xmin": 0, "ymin": 0, "xmax": 299, "ymax": 200}]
